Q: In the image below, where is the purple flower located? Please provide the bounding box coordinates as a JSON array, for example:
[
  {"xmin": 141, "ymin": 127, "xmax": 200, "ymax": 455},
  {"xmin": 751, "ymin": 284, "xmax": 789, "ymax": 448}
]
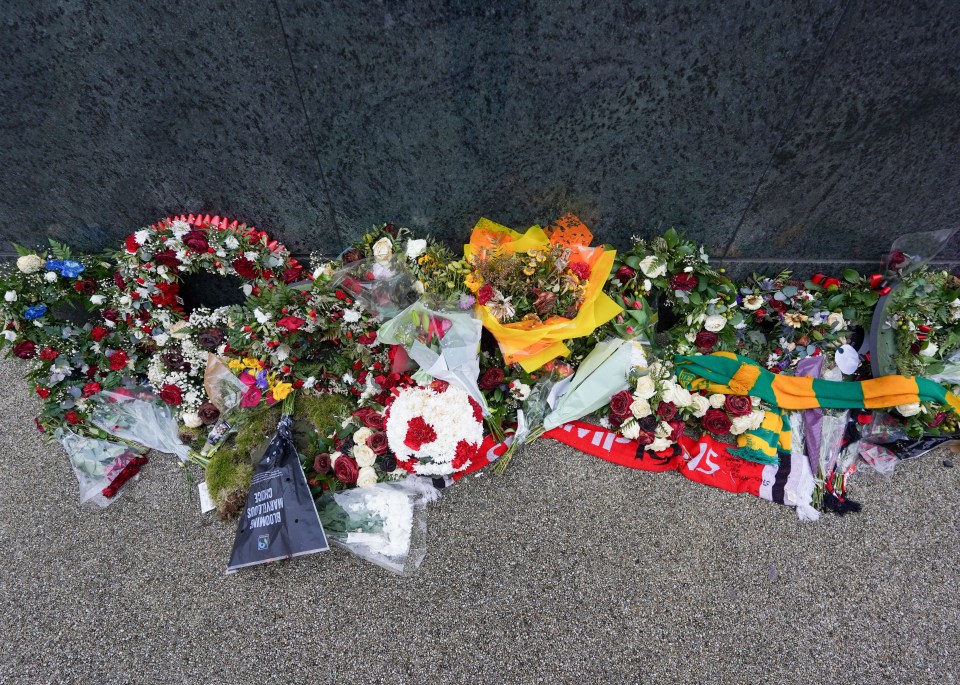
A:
[
  {"xmin": 255, "ymin": 369, "xmax": 269, "ymax": 390},
  {"xmin": 458, "ymin": 293, "xmax": 475, "ymax": 310}
]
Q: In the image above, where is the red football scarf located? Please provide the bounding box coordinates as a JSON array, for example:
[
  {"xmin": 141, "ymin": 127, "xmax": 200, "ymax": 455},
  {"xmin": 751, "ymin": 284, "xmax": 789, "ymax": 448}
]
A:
[{"xmin": 456, "ymin": 422, "xmax": 809, "ymax": 509}]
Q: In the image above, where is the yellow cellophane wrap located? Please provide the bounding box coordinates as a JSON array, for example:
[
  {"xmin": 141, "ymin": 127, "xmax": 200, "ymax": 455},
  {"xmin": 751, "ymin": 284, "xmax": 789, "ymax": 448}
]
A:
[{"xmin": 465, "ymin": 214, "xmax": 623, "ymax": 372}]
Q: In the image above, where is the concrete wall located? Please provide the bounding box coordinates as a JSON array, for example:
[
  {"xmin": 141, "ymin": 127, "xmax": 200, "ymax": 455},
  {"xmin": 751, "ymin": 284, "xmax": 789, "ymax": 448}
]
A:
[{"xmin": 2, "ymin": 1, "xmax": 958, "ymax": 270}]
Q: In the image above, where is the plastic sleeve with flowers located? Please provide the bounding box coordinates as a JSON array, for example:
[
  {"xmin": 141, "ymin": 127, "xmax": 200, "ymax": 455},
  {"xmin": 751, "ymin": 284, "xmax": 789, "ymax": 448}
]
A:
[
  {"xmin": 377, "ymin": 299, "xmax": 489, "ymax": 413},
  {"xmin": 88, "ymin": 387, "xmax": 197, "ymax": 464},
  {"xmin": 541, "ymin": 337, "xmax": 648, "ymax": 433},
  {"xmin": 315, "ymin": 477, "xmax": 439, "ymax": 575},
  {"xmin": 329, "ymin": 256, "xmax": 418, "ymax": 321},
  {"xmin": 56, "ymin": 428, "xmax": 148, "ymax": 507}
]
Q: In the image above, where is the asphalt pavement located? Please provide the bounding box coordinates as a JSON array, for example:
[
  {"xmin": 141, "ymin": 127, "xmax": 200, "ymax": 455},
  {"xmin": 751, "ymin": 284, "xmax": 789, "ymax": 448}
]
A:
[{"xmin": 1, "ymin": 358, "xmax": 958, "ymax": 684}]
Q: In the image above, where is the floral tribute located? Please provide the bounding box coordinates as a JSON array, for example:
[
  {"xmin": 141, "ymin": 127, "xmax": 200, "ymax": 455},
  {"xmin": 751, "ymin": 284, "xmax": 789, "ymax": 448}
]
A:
[{"xmin": 0, "ymin": 213, "xmax": 958, "ymax": 531}]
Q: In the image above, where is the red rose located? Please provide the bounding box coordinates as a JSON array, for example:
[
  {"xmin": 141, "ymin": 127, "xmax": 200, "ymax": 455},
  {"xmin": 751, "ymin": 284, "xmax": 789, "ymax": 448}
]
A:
[
  {"xmin": 669, "ymin": 273, "xmax": 698, "ymax": 291},
  {"xmin": 364, "ymin": 412, "xmax": 386, "ymax": 431},
  {"xmin": 35, "ymin": 386, "xmax": 50, "ymax": 399},
  {"xmin": 124, "ymin": 234, "xmax": 140, "ymax": 253},
  {"xmin": 609, "ymin": 390, "xmax": 633, "ymax": 418},
  {"xmin": 65, "ymin": 410, "xmax": 82, "ymax": 424},
  {"xmin": 82, "ymin": 382, "xmax": 101, "ymax": 398},
  {"xmin": 232, "ymin": 257, "xmax": 259, "ymax": 279},
  {"xmin": 635, "ymin": 429, "xmax": 655, "ymax": 446},
  {"xmin": 13, "ymin": 341, "xmax": 36, "ymax": 359},
  {"xmin": 108, "ymin": 350, "xmax": 129, "ymax": 371},
  {"xmin": 357, "ymin": 331, "xmax": 377, "ymax": 345},
  {"xmin": 477, "ymin": 284, "xmax": 495, "ymax": 306},
  {"xmin": 153, "ymin": 249, "xmax": 180, "ymax": 268},
  {"xmin": 39, "ymin": 346, "xmax": 58, "ymax": 361},
  {"xmin": 182, "ymin": 229, "xmax": 209, "ymax": 253},
  {"xmin": 313, "ymin": 453, "xmax": 331, "ymax": 474},
  {"xmin": 101, "ymin": 308, "xmax": 119, "ymax": 323},
  {"xmin": 479, "ymin": 368, "xmax": 506, "ymax": 391},
  {"xmin": 333, "ymin": 455, "xmax": 359, "ymax": 484},
  {"xmin": 769, "ymin": 299, "xmax": 787, "ymax": 314},
  {"xmin": 91, "ymin": 326, "xmax": 109, "ymax": 342},
  {"xmin": 927, "ymin": 412, "xmax": 948, "ymax": 429},
  {"xmin": 668, "ymin": 420, "xmax": 686, "ymax": 441},
  {"xmin": 615, "ymin": 265, "xmax": 636, "ymax": 283},
  {"xmin": 198, "ymin": 403, "xmax": 220, "ymax": 425},
  {"xmin": 703, "ymin": 408, "xmax": 732, "ymax": 435},
  {"xmin": 74, "ymin": 279, "xmax": 96, "ymax": 295},
  {"xmin": 888, "ymin": 250, "xmax": 907, "ymax": 270},
  {"xmin": 694, "ymin": 330, "xmax": 718, "ymax": 352},
  {"xmin": 276, "ymin": 316, "xmax": 305, "ymax": 332},
  {"xmin": 569, "ymin": 262, "xmax": 591, "ymax": 281},
  {"xmin": 724, "ymin": 394, "xmax": 753, "ymax": 417},
  {"xmin": 282, "ymin": 263, "xmax": 304, "ymax": 284},
  {"xmin": 367, "ymin": 432, "xmax": 389, "ymax": 455},
  {"xmin": 158, "ymin": 384, "xmax": 183, "ymax": 406},
  {"xmin": 656, "ymin": 401, "xmax": 677, "ymax": 421}
]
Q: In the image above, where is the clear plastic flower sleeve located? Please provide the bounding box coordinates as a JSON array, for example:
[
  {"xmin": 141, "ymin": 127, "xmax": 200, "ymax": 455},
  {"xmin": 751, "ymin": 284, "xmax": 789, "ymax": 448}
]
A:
[
  {"xmin": 57, "ymin": 428, "xmax": 148, "ymax": 507},
  {"xmin": 89, "ymin": 387, "xmax": 194, "ymax": 462},
  {"xmin": 330, "ymin": 257, "xmax": 418, "ymax": 321},
  {"xmin": 315, "ymin": 477, "xmax": 439, "ymax": 575}
]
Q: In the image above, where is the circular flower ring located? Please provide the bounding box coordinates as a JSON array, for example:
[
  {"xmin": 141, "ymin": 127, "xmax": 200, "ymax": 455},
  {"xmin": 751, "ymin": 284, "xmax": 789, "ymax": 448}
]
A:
[{"xmin": 111, "ymin": 213, "xmax": 305, "ymax": 346}]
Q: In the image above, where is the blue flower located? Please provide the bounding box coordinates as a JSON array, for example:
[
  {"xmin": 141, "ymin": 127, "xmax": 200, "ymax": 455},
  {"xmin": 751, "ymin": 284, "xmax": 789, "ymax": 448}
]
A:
[
  {"xmin": 44, "ymin": 259, "xmax": 62, "ymax": 274},
  {"xmin": 24, "ymin": 304, "xmax": 47, "ymax": 321},
  {"xmin": 255, "ymin": 369, "xmax": 269, "ymax": 390},
  {"xmin": 58, "ymin": 260, "xmax": 85, "ymax": 278}
]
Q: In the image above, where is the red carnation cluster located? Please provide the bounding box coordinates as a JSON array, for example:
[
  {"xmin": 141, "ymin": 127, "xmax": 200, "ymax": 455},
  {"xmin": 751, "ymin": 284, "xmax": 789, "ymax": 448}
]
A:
[
  {"xmin": 403, "ymin": 416, "xmax": 438, "ymax": 451},
  {"xmin": 569, "ymin": 262, "xmax": 591, "ymax": 281}
]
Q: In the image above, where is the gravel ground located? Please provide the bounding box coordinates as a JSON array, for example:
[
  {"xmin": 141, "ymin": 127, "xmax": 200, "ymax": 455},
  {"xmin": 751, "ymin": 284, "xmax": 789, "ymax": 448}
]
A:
[{"xmin": 1, "ymin": 357, "xmax": 959, "ymax": 684}]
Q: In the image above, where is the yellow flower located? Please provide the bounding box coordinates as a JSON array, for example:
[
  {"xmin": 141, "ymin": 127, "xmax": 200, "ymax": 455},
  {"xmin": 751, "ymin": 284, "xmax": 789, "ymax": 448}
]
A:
[
  {"xmin": 243, "ymin": 357, "xmax": 263, "ymax": 369},
  {"xmin": 523, "ymin": 265, "xmax": 536, "ymax": 276},
  {"xmin": 271, "ymin": 381, "xmax": 293, "ymax": 401},
  {"xmin": 228, "ymin": 358, "xmax": 245, "ymax": 371},
  {"xmin": 464, "ymin": 272, "xmax": 483, "ymax": 292}
]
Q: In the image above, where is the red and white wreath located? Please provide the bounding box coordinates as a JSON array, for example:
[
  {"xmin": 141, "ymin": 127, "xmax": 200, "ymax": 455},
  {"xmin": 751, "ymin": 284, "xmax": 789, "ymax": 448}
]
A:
[{"xmin": 385, "ymin": 380, "xmax": 484, "ymax": 477}]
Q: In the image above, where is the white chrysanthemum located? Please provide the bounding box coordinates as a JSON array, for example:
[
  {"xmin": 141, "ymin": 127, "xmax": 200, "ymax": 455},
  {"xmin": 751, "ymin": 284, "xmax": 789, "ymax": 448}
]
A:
[
  {"xmin": 342, "ymin": 309, "xmax": 361, "ymax": 323},
  {"xmin": 134, "ymin": 229, "xmax": 151, "ymax": 246},
  {"xmin": 385, "ymin": 384, "xmax": 483, "ymax": 477}
]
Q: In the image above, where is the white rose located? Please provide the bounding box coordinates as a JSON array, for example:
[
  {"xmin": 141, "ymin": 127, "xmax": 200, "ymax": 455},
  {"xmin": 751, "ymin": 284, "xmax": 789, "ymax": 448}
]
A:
[
  {"xmin": 182, "ymin": 412, "xmax": 203, "ymax": 428},
  {"xmin": 747, "ymin": 410, "xmax": 765, "ymax": 430},
  {"xmin": 896, "ymin": 402, "xmax": 922, "ymax": 417},
  {"xmin": 16, "ymin": 255, "xmax": 44, "ymax": 274},
  {"xmin": 703, "ymin": 315, "xmax": 726, "ymax": 332},
  {"xmin": 659, "ymin": 381, "xmax": 681, "ymax": 405},
  {"xmin": 751, "ymin": 396, "xmax": 761, "ymax": 406},
  {"xmin": 642, "ymin": 279, "xmax": 652, "ymax": 291},
  {"xmin": 634, "ymin": 374, "xmax": 656, "ymax": 399},
  {"xmin": 648, "ymin": 436, "xmax": 673, "ymax": 452},
  {"xmin": 708, "ymin": 393, "xmax": 726, "ymax": 408},
  {"xmin": 689, "ymin": 394, "xmax": 710, "ymax": 418},
  {"xmin": 2, "ymin": 330, "xmax": 16, "ymax": 342},
  {"xmin": 638, "ymin": 256, "xmax": 666, "ymax": 279},
  {"xmin": 920, "ymin": 341, "xmax": 939, "ymax": 357},
  {"xmin": 353, "ymin": 427, "xmax": 373, "ymax": 446},
  {"xmin": 620, "ymin": 421, "xmax": 640, "ymax": 440},
  {"xmin": 356, "ymin": 466, "xmax": 379, "ymax": 488},
  {"xmin": 825, "ymin": 312, "xmax": 845, "ymax": 330},
  {"xmin": 406, "ymin": 239, "xmax": 427, "ymax": 259},
  {"xmin": 3, "ymin": 291, "xmax": 17, "ymax": 302},
  {"xmin": 629, "ymin": 397, "xmax": 652, "ymax": 419},
  {"xmin": 372, "ymin": 237, "xmax": 393, "ymax": 265},
  {"xmin": 353, "ymin": 443, "xmax": 376, "ymax": 467},
  {"xmin": 44, "ymin": 271, "xmax": 58, "ymax": 283}
]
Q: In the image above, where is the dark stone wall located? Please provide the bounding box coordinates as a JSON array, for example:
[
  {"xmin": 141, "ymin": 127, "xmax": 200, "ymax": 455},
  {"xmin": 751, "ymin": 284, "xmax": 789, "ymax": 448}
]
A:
[{"xmin": 2, "ymin": 1, "xmax": 958, "ymax": 270}]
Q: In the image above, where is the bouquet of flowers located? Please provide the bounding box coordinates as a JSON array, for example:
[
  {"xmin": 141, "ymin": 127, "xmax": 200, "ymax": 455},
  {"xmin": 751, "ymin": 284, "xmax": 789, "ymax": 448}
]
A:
[
  {"xmin": 384, "ymin": 380, "xmax": 485, "ymax": 477},
  {"xmin": 609, "ymin": 229, "xmax": 738, "ymax": 354},
  {"xmin": 736, "ymin": 272, "xmax": 851, "ymax": 372},
  {"xmin": 605, "ymin": 361, "xmax": 707, "ymax": 455},
  {"xmin": 57, "ymin": 428, "xmax": 148, "ymax": 506},
  {"xmin": 465, "ymin": 214, "xmax": 622, "ymax": 371}
]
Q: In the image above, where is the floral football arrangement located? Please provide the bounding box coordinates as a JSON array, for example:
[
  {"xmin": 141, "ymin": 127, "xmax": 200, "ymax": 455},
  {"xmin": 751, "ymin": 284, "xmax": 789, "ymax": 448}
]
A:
[{"xmin": 1, "ymin": 212, "xmax": 958, "ymax": 538}]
